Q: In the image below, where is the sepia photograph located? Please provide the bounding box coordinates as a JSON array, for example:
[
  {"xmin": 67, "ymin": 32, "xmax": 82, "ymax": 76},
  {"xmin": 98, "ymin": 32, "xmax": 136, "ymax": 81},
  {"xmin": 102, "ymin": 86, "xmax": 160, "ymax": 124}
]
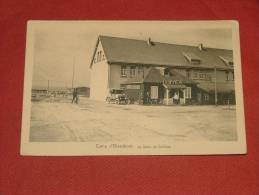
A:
[{"xmin": 20, "ymin": 21, "xmax": 246, "ymax": 155}]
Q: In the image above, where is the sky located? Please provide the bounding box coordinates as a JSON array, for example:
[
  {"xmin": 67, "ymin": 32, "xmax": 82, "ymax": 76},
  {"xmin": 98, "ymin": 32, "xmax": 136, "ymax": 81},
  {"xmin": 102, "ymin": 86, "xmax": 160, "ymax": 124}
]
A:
[{"xmin": 32, "ymin": 21, "xmax": 233, "ymax": 88}]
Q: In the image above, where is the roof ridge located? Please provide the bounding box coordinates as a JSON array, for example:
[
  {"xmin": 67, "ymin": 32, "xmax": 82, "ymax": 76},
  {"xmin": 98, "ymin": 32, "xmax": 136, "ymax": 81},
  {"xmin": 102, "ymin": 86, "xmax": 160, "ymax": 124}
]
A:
[{"xmin": 99, "ymin": 35, "xmax": 232, "ymax": 51}]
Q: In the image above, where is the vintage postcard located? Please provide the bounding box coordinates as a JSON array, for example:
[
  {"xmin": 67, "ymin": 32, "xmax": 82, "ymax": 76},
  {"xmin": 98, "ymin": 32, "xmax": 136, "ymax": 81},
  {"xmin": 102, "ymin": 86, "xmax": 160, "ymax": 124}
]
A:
[{"xmin": 21, "ymin": 20, "xmax": 246, "ymax": 156}]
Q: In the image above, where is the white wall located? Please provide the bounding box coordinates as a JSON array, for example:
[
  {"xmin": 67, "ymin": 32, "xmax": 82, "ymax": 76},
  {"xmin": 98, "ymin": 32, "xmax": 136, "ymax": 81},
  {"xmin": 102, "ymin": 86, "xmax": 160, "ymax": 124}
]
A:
[{"xmin": 90, "ymin": 41, "xmax": 109, "ymax": 101}]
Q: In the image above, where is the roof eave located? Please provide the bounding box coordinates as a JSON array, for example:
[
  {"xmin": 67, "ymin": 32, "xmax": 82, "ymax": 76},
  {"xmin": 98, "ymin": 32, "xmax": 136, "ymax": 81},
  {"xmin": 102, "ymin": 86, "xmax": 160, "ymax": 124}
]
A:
[
  {"xmin": 89, "ymin": 36, "xmax": 101, "ymax": 69},
  {"xmin": 108, "ymin": 61, "xmax": 234, "ymax": 70}
]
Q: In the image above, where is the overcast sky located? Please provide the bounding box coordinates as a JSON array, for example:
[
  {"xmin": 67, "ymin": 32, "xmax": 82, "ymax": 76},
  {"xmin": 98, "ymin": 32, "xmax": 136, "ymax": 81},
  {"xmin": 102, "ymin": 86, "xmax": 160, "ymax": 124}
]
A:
[{"xmin": 32, "ymin": 21, "xmax": 233, "ymax": 88}]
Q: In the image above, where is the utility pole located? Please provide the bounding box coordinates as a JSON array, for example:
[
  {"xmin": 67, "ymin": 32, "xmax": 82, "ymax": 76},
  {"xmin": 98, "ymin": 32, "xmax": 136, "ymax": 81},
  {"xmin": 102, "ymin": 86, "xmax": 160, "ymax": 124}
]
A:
[
  {"xmin": 72, "ymin": 57, "xmax": 75, "ymax": 89},
  {"xmin": 47, "ymin": 80, "xmax": 50, "ymax": 93},
  {"xmin": 214, "ymin": 66, "xmax": 218, "ymax": 106}
]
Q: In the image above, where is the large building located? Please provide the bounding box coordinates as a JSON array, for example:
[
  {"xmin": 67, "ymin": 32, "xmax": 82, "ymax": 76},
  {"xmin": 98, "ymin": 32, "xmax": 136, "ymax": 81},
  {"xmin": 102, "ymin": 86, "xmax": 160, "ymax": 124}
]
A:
[{"xmin": 89, "ymin": 35, "xmax": 235, "ymax": 105}]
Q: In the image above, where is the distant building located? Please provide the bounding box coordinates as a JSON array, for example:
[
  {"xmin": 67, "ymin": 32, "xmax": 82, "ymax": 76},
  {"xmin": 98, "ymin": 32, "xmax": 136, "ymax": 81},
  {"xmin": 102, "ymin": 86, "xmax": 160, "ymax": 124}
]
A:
[
  {"xmin": 31, "ymin": 86, "xmax": 71, "ymax": 100},
  {"xmin": 75, "ymin": 87, "xmax": 90, "ymax": 97},
  {"xmin": 89, "ymin": 35, "xmax": 235, "ymax": 105}
]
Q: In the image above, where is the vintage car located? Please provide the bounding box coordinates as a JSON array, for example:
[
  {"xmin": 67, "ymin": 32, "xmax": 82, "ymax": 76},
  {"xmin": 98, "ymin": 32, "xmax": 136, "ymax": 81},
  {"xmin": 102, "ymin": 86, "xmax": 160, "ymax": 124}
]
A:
[{"xmin": 106, "ymin": 88, "xmax": 129, "ymax": 104}]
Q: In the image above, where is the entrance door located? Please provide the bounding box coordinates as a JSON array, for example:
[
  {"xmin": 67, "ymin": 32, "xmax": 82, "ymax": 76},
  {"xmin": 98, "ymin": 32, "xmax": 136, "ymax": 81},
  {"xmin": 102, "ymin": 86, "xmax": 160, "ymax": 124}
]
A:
[{"xmin": 150, "ymin": 86, "xmax": 158, "ymax": 99}]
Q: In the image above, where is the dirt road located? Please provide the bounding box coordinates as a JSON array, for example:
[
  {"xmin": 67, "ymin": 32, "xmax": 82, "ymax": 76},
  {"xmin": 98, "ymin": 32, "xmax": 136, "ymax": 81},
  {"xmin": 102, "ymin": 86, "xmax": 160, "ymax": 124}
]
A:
[{"xmin": 30, "ymin": 98, "xmax": 237, "ymax": 142}]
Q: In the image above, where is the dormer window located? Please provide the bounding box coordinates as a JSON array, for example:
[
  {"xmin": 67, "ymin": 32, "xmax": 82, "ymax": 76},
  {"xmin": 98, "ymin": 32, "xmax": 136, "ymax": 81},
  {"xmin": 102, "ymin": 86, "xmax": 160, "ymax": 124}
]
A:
[
  {"xmin": 183, "ymin": 52, "xmax": 201, "ymax": 64},
  {"xmin": 219, "ymin": 56, "xmax": 233, "ymax": 66}
]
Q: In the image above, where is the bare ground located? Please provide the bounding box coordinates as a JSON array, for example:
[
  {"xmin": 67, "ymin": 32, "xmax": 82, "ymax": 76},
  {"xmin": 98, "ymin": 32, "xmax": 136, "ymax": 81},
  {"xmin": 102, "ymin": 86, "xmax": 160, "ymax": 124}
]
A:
[{"xmin": 30, "ymin": 97, "xmax": 237, "ymax": 142}]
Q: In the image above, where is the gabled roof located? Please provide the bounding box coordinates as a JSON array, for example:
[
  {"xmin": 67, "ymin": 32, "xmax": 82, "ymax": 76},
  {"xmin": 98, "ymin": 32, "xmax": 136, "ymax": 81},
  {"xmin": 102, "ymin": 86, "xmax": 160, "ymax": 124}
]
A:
[
  {"xmin": 95, "ymin": 35, "xmax": 233, "ymax": 70},
  {"xmin": 165, "ymin": 70, "xmax": 197, "ymax": 85},
  {"xmin": 143, "ymin": 68, "xmax": 164, "ymax": 83}
]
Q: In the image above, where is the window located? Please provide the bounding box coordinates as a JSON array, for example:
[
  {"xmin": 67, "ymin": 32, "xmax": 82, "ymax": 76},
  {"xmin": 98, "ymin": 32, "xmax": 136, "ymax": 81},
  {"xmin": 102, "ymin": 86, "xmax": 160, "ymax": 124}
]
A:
[
  {"xmin": 187, "ymin": 70, "xmax": 190, "ymax": 78},
  {"xmin": 193, "ymin": 71, "xmax": 198, "ymax": 79},
  {"xmin": 183, "ymin": 52, "xmax": 201, "ymax": 64},
  {"xmin": 205, "ymin": 74, "xmax": 211, "ymax": 80},
  {"xmin": 96, "ymin": 51, "xmax": 103, "ymax": 62},
  {"xmin": 193, "ymin": 71, "xmax": 210, "ymax": 80},
  {"xmin": 204, "ymin": 94, "xmax": 209, "ymax": 101},
  {"xmin": 130, "ymin": 66, "xmax": 136, "ymax": 77},
  {"xmin": 226, "ymin": 72, "xmax": 230, "ymax": 81},
  {"xmin": 97, "ymin": 51, "xmax": 100, "ymax": 62},
  {"xmin": 99, "ymin": 51, "xmax": 102, "ymax": 61},
  {"xmin": 219, "ymin": 56, "xmax": 234, "ymax": 67},
  {"xmin": 138, "ymin": 66, "xmax": 144, "ymax": 77},
  {"xmin": 185, "ymin": 87, "xmax": 192, "ymax": 99},
  {"xmin": 121, "ymin": 65, "xmax": 127, "ymax": 77},
  {"xmin": 164, "ymin": 68, "xmax": 170, "ymax": 76}
]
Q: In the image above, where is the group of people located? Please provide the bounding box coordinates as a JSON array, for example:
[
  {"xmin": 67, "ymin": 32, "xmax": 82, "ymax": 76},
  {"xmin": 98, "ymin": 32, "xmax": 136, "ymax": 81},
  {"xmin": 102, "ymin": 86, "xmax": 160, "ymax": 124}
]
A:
[{"xmin": 144, "ymin": 90, "xmax": 180, "ymax": 104}]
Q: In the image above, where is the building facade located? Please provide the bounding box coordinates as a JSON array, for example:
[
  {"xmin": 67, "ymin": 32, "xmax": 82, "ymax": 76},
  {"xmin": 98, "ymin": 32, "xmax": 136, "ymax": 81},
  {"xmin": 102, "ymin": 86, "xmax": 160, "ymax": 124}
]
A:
[{"xmin": 90, "ymin": 36, "xmax": 235, "ymax": 105}]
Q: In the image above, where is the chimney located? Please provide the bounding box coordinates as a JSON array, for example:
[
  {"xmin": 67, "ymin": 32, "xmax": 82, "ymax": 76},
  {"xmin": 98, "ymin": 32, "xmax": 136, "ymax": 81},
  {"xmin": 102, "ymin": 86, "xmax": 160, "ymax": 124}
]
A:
[{"xmin": 198, "ymin": 43, "xmax": 205, "ymax": 51}]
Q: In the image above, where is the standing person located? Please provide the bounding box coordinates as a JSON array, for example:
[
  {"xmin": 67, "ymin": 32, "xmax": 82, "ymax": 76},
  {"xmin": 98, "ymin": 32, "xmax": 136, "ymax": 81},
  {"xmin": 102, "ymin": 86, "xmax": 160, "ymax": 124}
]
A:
[
  {"xmin": 173, "ymin": 92, "xmax": 179, "ymax": 104},
  {"xmin": 146, "ymin": 91, "xmax": 150, "ymax": 104},
  {"xmin": 72, "ymin": 88, "xmax": 78, "ymax": 104}
]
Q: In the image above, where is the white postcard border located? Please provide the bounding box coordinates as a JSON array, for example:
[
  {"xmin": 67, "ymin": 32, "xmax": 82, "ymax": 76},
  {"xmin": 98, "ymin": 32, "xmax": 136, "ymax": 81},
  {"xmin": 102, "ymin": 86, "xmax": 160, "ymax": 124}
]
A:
[{"xmin": 20, "ymin": 20, "xmax": 247, "ymax": 156}]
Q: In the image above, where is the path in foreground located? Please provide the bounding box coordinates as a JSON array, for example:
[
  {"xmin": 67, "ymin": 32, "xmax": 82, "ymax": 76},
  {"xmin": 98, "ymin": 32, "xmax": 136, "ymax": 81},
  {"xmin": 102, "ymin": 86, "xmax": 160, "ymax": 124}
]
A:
[{"xmin": 30, "ymin": 98, "xmax": 237, "ymax": 142}]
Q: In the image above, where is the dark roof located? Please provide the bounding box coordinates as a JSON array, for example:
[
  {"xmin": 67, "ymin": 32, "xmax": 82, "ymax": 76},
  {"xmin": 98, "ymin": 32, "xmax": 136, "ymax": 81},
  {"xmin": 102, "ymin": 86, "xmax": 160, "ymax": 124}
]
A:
[
  {"xmin": 165, "ymin": 70, "xmax": 197, "ymax": 85},
  {"xmin": 198, "ymin": 82, "xmax": 235, "ymax": 93},
  {"xmin": 97, "ymin": 35, "xmax": 233, "ymax": 70},
  {"xmin": 143, "ymin": 68, "xmax": 164, "ymax": 83}
]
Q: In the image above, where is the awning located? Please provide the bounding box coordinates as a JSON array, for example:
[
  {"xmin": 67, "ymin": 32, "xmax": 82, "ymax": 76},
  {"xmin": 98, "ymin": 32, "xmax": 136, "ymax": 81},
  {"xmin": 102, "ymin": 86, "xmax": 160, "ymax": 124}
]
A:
[{"xmin": 198, "ymin": 83, "xmax": 235, "ymax": 93}]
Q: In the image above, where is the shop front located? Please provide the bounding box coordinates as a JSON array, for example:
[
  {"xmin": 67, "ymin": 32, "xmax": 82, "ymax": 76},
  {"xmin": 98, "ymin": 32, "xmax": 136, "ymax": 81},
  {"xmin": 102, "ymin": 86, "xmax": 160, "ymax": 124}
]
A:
[{"xmin": 121, "ymin": 68, "xmax": 197, "ymax": 105}]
